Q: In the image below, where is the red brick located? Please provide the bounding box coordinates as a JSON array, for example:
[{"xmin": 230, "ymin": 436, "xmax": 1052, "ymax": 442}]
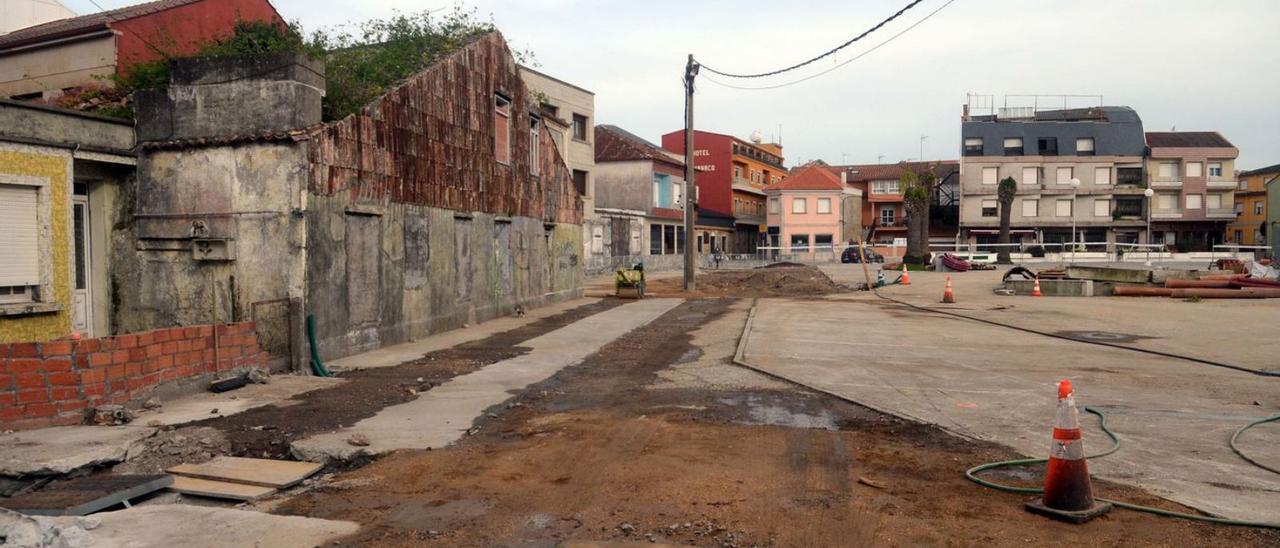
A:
[
  {"xmin": 145, "ymin": 344, "xmax": 163, "ymax": 358},
  {"xmin": 0, "ymin": 343, "xmax": 8, "ymax": 358},
  {"xmin": 161, "ymin": 368, "xmax": 179, "ymax": 382},
  {"xmin": 48, "ymin": 372, "xmax": 78, "ymax": 386},
  {"xmin": 96, "ymin": 338, "xmax": 116, "ymax": 351},
  {"xmin": 177, "ymin": 340, "xmax": 193, "ymax": 353},
  {"xmin": 51, "ymin": 414, "xmax": 84, "ymax": 426},
  {"xmin": 111, "ymin": 350, "xmax": 130, "ymax": 365},
  {"xmin": 127, "ymin": 377, "xmax": 145, "ymax": 391},
  {"xmin": 50, "ymin": 386, "xmax": 79, "ymax": 400},
  {"xmin": 183, "ymin": 327, "xmax": 199, "ymax": 339},
  {"xmin": 82, "ymin": 383, "xmax": 106, "ymax": 398},
  {"xmin": 0, "ymin": 392, "xmax": 13, "ymax": 406},
  {"xmin": 17, "ymin": 389, "xmax": 48, "ymax": 404},
  {"xmin": 16, "ymin": 374, "xmax": 45, "ymax": 389},
  {"xmin": 41, "ymin": 340, "xmax": 73, "ymax": 356},
  {"xmin": 23, "ymin": 402, "xmax": 57, "ymax": 418},
  {"xmin": 198, "ymin": 325, "xmax": 213, "ymax": 337},
  {"xmin": 155, "ymin": 355, "xmax": 174, "ymax": 369},
  {"xmin": 107, "ymin": 364, "xmax": 126, "ymax": 379},
  {"xmin": 126, "ymin": 363, "xmax": 143, "ymax": 377},
  {"xmin": 9, "ymin": 342, "xmax": 38, "ymax": 358},
  {"xmin": 74, "ymin": 339, "xmax": 100, "ymax": 353},
  {"xmin": 117, "ymin": 334, "xmax": 139, "ymax": 349},
  {"xmin": 127, "ymin": 348, "xmax": 145, "ymax": 362},
  {"xmin": 137, "ymin": 332, "xmax": 155, "ymax": 346},
  {"xmin": 41, "ymin": 357, "xmax": 72, "ymax": 372},
  {"xmin": 73, "ymin": 354, "xmax": 90, "ymax": 369},
  {"xmin": 80, "ymin": 368, "xmax": 106, "ymax": 384},
  {"xmin": 154, "ymin": 329, "xmax": 171, "ymax": 343},
  {"xmin": 8, "ymin": 358, "xmax": 43, "ymax": 374},
  {"xmin": 0, "ymin": 406, "xmax": 23, "ymax": 421},
  {"xmin": 90, "ymin": 352, "xmax": 113, "ymax": 367},
  {"xmin": 162, "ymin": 342, "xmax": 179, "ymax": 355},
  {"xmin": 142, "ymin": 372, "xmax": 160, "ymax": 386}
]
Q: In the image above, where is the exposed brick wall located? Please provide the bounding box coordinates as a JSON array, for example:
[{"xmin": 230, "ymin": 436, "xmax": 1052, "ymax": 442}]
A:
[{"xmin": 0, "ymin": 323, "xmax": 267, "ymax": 431}]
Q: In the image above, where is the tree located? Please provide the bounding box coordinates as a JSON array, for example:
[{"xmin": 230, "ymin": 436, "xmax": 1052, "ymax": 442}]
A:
[
  {"xmin": 996, "ymin": 176, "xmax": 1018, "ymax": 264},
  {"xmin": 901, "ymin": 165, "xmax": 937, "ymax": 265}
]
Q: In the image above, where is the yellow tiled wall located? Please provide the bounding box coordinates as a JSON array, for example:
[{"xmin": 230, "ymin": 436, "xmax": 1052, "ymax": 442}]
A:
[{"xmin": 0, "ymin": 146, "xmax": 72, "ymax": 342}]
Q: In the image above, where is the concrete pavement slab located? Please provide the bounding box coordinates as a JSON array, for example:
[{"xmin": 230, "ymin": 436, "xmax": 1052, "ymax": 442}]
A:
[
  {"xmin": 326, "ymin": 297, "xmax": 601, "ymax": 371},
  {"xmin": 292, "ymin": 299, "xmax": 683, "ymax": 462},
  {"xmin": 740, "ymin": 297, "xmax": 1280, "ymax": 523},
  {"xmin": 139, "ymin": 375, "xmax": 344, "ymax": 425},
  {"xmin": 0, "ymin": 426, "xmax": 155, "ymax": 477},
  {"xmin": 44, "ymin": 504, "xmax": 358, "ymax": 547}
]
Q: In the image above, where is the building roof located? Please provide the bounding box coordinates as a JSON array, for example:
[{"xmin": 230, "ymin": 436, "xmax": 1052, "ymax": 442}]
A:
[
  {"xmin": 962, "ymin": 106, "xmax": 1146, "ymax": 157},
  {"xmin": 1240, "ymin": 163, "xmax": 1280, "ymax": 177},
  {"xmin": 768, "ymin": 165, "xmax": 843, "ymax": 191},
  {"xmin": 595, "ymin": 124, "xmax": 684, "ymax": 167},
  {"xmin": 1145, "ymin": 131, "xmax": 1235, "ymax": 148},
  {"xmin": 0, "ymin": 0, "xmax": 208, "ymax": 51},
  {"xmin": 832, "ymin": 160, "xmax": 959, "ymax": 183}
]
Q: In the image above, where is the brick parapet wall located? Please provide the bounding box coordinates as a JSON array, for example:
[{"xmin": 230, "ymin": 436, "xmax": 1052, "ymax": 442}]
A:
[{"xmin": 0, "ymin": 322, "xmax": 267, "ymax": 431}]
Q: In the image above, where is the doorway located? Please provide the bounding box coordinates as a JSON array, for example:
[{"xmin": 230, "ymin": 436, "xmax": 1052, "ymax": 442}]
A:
[{"xmin": 71, "ymin": 189, "xmax": 92, "ymax": 337}]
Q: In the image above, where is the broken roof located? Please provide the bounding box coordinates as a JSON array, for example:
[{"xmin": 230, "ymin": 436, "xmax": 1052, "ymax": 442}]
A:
[
  {"xmin": 0, "ymin": 0, "xmax": 207, "ymax": 51},
  {"xmin": 1145, "ymin": 131, "xmax": 1235, "ymax": 148},
  {"xmin": 595, "ymin": 124, "xmax": 684, "ymax": 167}
]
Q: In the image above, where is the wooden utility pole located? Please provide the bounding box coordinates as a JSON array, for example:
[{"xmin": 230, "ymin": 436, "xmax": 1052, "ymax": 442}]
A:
[{"xmin": 683, "ymin": 55, "xmax": 699, "ymax": 291}]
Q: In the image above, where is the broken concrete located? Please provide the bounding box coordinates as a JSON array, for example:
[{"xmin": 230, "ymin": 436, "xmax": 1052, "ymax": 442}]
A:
[
  {"xmin": 0, "ymin": 426, "xmax": 155, "ymax": 477},
  {"xmin": 1006, "ymin": 278, "xmax": 1094, "ymax": 296},
  {"xmin": 41, "ymin": 504, "xmax": 358, "ymax": 547},
  {"xmin": 136, "ymin": 375, "xmax": 343, "ymax": 426},
  {"xmin": 291, "ymin": 299, "xmax": 682, "ymax": 462}
]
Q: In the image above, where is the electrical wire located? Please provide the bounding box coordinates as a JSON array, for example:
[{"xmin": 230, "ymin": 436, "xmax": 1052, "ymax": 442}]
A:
[
  {"xmin": 697, "ymin": 0, "xmax": 927, "ymax": 79},
  {"xmin": 700, "ymin": 0, "xmax": 958, "ymax": 91}
]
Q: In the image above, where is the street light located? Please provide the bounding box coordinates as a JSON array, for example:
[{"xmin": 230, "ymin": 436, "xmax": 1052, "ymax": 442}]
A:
[
  {"xmin": 1144, "ymin": 188, "xmax": 1155, "ymax": 266},
  {"xmin": 1070, "ymin": 178, "xmax": 1081, "ymax": 260}
]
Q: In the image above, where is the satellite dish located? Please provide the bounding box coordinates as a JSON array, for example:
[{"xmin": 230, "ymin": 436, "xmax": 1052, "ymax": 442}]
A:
[{"xmin": 749, "ymin": 130, "xmax": 763, "ymax": 144}]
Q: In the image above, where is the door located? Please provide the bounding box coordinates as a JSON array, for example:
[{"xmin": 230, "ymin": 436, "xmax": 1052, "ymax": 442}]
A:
[{"xmin": 71, "ymin": 193, "xmax": 92, "ymax": 337}]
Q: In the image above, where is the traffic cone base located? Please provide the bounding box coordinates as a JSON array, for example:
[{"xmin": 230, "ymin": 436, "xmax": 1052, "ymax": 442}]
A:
[
  {"xmin": 1025, "ymin": 379, "xmax": 1112, "ymax": 524},
  {"xmin": 1025, "ymin": 498, "xmax": 1113, "ymax": 524}
]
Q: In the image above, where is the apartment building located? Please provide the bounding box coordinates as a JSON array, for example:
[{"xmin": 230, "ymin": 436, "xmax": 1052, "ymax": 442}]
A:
[
  {"xmin": 1229, "ymin": 163, "xmax": 1279, "ymax": 246},
  {"xmin": 1143, "ymin": 132, "xmax": 1238, "ymax": 251},
  {"xmin": 832, "ymin": 161, "xmax": 959, "ymax": 244},
  {"xmin": 959, "ymin": 105, "xmax": 1148, "ymax": 251},
  {"xmin": 659, "ymin": 129, "xmax": 786, "ymax": 253},
  {"xmin": 765, "ymin": 165, "xmax": 861, "ymax": 253},
  {"xmin": 593, "ymin": 125, "xmax": 687, "ymax": 267}
]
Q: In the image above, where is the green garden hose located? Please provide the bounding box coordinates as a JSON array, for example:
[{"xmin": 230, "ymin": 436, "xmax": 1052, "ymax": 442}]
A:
[
  {"xmin": 965, "ymin": 407, "xmax": 1280, "ymax": 529},
  {"xmin": 306, "ymin": 313, "xmax": 333, "ymax": 378}
]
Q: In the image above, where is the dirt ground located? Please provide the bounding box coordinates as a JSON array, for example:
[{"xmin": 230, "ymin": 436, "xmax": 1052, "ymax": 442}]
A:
[
  {"xmin": 644, "ymin": 265, "xmax": 848, "ymax": 298},
  {"xmin": 273, "ymin": 298, "xmax": 1278, "ymax": 547}
]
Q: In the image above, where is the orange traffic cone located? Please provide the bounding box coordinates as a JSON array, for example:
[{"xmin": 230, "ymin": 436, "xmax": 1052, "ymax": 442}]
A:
[
  {"xmin": 900, "ymin": 264, "xmax": 911, "ymax": 285},
  {"xmin": 1025, "ymin": 379, "xmax": 1112, "ymax": 523},
  {"xmin": 1032, "ymin": 276, "xmax": 1043, "ymax": 297},
  {"xmin": 941, "ymin": 275, "xmax": 955, "ymax": 304}
]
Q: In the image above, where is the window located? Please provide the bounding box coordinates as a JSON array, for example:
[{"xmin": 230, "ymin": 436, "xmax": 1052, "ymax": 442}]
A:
[
  {"xmin": 1206, "ymin": 194, "xmax": 1222, "ymax": 210},
  {"xmin": 790, "ymin": 234, "xmax": 811, "ymax": 252},
  {"xmin": 1256, "ymin": 201, "xmax": 1264, "ymax": 215},
  {"xmin": 1021, "ymin": 167, "xmax": 1039, "ymax": 185},
  {"xmin": 791, "ymin": 198, "xmax": 807, "ymax": 214},
  {"xmin": 1115, "ymin": 198, "xmax": 1143, "ymax": 217},
  {"xmin": 1094, "ymin": 166, "xmax": 1111, "ymax": 185},
  {"xmin": 1235, "ymin": 202, "xmax": 1244, "ymax": 214},
  {"xmin": 1055, "ymin": 199, "xmax": 1073, "ymax": 217},
  {"xmin": 815, "ymin": 234, "xmax": 833, "ymax": 249},
  {"xmin": 672, "ymin": 183, "xmax": 682, "ymax": 207},
  {"xmin": 872, "ymin": 180, "xmax": 900, "ymax": 194},
  {"xmin": 1208, "ymin": 162, "xmax": 1223, "ymax": 177},
  {"xmin": 1235, "ymin": 230, "xmax": 1243, "ymax": 242},
  {"xmin": 1076, "ymin": 138, "xmax": 1095, "ymax": 156},
  {"xmin": 1158, "ymin": 162, "xmax": 1178, "ymax": 179},
  {"xmin": 1185, "ymin": 194, "xmax": 1202, "ymax": 210},
  {"xmin": 1022, "ymin": 199, "xmax": 1038, "ymax": 218},
  {"xmin": 880, "ymin": 206, "xmax": 896, "ymax": 226},
  {"xmin": 1056, "ymin": 166, "xmax": 1074, "ymax": 184},
  {"xmin": 1038, "ymin": 137, "xmax": 1058, "ymax": 156},
  {"xmin": 664, "ymin": 225, "xmax": 677, "ymax": 255},
  {"xmin": 675, "ymin": 227, "xmax": 684, "ymax": 254},
  {"xmin": 733, "ymin": 166, "xmax": 742, "ymax": 179},
  {"xmin": 982, "ymin": 166, "xmax": 998, "ymax": 185},
  {"xmin": 572, "ymin": 114, "xmax": 588, "ymax": 141},
  {"xmin": 1093, "ymin": 198, "xmax": 1111, "ymax": 217},
  {"xmin": 0, "ymin": 184, "xmax": 40, "ymax": 302},
  {"xmin": 572, "ymin": 170, "xmax": 588, "ymax": 195},
  {"xmin": 529, "ymin": 116, "xmax": 541, "ymax": 176},
  {"xmin": 768, "ymin": 198, "xmax": 780, "ymax": 214},
  {"xmin": 1186, "ymin": 162, "xmax": 1202, "ymax": 178},
  {"xmin": 1003, "ymin": 137, "xmax": 1023, "ymax": 155},
  {"xmin": 817, "ymin": 198, "xmax": 832, "ymax": 214},
  {"xmin": 964, "ymin": 138, "xmax": 983, "ymax": 156},
  {"xmin": 1158, "ymin": 193, "xmax": 1177, "ymax": 211},
  {"xmin": 981, "ymin": 199, "xmax": 998, "ymax": 218},
  {"xmin": 1117, "ymin": 167, "xmax": 1143, "ymax": 186},
  {"xmin": 494, "ymin": 94, "xmax": 511, "ymax": 165},
  {"xmin": 771, "ymin": 176, "xmax": 780, "ymax": 185}
]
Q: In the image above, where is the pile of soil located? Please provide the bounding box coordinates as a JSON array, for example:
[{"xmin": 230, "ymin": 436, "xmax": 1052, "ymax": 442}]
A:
[{"xmin": 647, "ymin": 265, "xmax": 847, "ymax": 298}]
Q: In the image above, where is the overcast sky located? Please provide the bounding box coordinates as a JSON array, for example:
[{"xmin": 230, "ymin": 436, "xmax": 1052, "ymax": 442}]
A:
[{"xmin": 67, "ymin": 0, "xmax": 1280, "ymax": 169}]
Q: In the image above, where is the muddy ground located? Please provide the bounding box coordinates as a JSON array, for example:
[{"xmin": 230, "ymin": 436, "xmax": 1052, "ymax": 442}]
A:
[
  {"xmin": 645, "ymin": 265, "xmax": 848, "ymax": 298},
  {"xmin": 274, "ymin": 298, "xmax": 1278, "ymax": 547}
]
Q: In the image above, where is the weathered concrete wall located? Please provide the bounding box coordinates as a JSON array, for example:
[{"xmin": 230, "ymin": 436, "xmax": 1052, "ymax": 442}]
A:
[
  {"xmin": 306, "ymin": 192, "xmax": 583, "ymax": 360},
  {"xmin": 0, "ymin": 99, "xmax": 134, "ymax": 154},
  {"xmin": 594, "ymin": 160, "xmax": 653, "ymax": 213}
]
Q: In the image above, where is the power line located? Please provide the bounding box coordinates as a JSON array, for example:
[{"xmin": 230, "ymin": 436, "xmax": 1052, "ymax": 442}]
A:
[
  {"xmin": 700, "ymin": 0, "xmax": 957, "ymax": 91},
  {"xmin": 696, "ymin": 0, "xmax": 927, "ymax": 79}
]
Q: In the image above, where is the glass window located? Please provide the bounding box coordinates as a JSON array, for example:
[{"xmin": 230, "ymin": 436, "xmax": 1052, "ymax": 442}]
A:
[
  {"xmin": 1055, "ymin": 199, "xmax": 1073, "ymax": 217},
  {"xmin": 649, "ymin": 225, "xmax": 662, "ymax": 255},
  {"xmin": 790, "ymin": 234, "xmax": 810, "ymax": 252},
  {"xmin": 494, "ymin": 94, "xmax": 511, "ymax": 165},
  {"xmin": 529, "ymin": 116, "xmax": 540, "ymax": 176},
  {"xmin": 572, "ymin": 114, "xmax": 588, "ymax": 141},
  {"xmin": 1094, "ymin": 199, "xmax": 1110, "ymax": 217},
  {"xmin": 1186, "ymin": 162, "xmax": 1202, "ymax": 177},
  {"xmin": 1158, "ymin": 162, "xmax": 1178, "ymax": 178},
  {"xmin": 1022, "ymin": 199, "xmax": 1038, "ymax": 217},
  {"xmin": 1094, "ymin": 167, "xmax": 1111, "ymax": 185},
  {"xmin": 1186, "ymin": 194, "xmax": 1202, "ymax": 210},
  {"xmin": 981, "ymin": 199, "xmax": 997, "ymax": 217},
  {"xmin": 1158, "ymin": 193, "xmax": 1177, "ymax": 210},
  {"xmin": 880, "ymin": 207, "xmax": 895, "ymax": 225},
  {"xmin": 1022, "ymin": 167, "xmax": 1039, "ymax": 185},
  {"xmin": 815, "ymin": 234, "xmax": 833, "ymax": 249},
  {"xmin": 1208, "ymin": 162, "xmax": 1223, "ymax": 177},
  {"xmin": 768, "ymin": 198, "xmax": 780, "ymax": 214},
  {"xmin": 982, "ymin": 167, "xmax": 998, "ymax": 185},
  {"xmin": 1255, "ymin": 201, "xmax": 1264, "ymax": 215},
  {"xmin": 1076, "ymin": 138, "xmax": 1095, "ymax": 155},
  {"xmin": 1003, "ymin": 138, "xmax": 1023, "ymax": 154},
  {"xmin": 791, "ymin": 198, "xmax": 806, "ymax": 214},
  {"xmin": 1056, "ymin": 166, "xmax": 1074, "ymax": 184},
  {"xmin": 817, "ymin": 198, "xmax": 832, "ymax": 214},
  {"xmin": 964, "ymin": 138, "xmax": 983, "ymax": 156}
]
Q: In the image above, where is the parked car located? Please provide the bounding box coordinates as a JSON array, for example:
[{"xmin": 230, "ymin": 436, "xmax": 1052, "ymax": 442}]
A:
[{"xmin": 841, "ymin": 247, "xmax": 884, "ymax": 264}]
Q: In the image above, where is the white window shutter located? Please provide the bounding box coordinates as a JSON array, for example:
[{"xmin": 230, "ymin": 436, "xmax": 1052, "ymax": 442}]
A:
[{"xmin": 0, "ymin": 184, "xmax": 41, "ymax": 286}]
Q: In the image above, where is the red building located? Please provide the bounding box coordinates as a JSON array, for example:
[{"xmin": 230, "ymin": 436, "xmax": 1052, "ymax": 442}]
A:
[
  {"xmin": 659, "ymin": 129, "xmax": 786, "ymax": 253},
  {"xmin": 0, "ymin": 0, "xmax": 285, "ymax": 100}
]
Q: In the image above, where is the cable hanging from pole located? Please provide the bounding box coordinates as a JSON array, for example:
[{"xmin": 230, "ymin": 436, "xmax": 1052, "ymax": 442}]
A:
[{"xmin": 696, "ymin": 0, "xmax": 927, "ymax": 79}]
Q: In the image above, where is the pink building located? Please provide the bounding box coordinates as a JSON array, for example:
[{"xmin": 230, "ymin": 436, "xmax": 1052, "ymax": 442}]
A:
[{"xmin": 765, "ymin": 165, "xmax": 862, "ymax": 253}]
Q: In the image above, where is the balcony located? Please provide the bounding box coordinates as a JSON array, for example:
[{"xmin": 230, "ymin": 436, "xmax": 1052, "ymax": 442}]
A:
[
  {"xmin": 1149, "ymin": 177, "xmax": 1182, "ymax": 188},
  {"xmin": 732, "ymin": 177, "xmax": 766, "ymax": 195},
  {"xmin": 735, "ymin": 212, "xmax": 765, "ymax": 226},
  {"xmin": 1206, "ymin": 208, "xmax": 1237, "ymax": 219},
  {"xmin": 1151, "ymin": 209, "xmax": 1183, "ymax": 220},
  {"xmin": 877, "ymin": 219, "xmax": 908, "ymax": 229},
  {"xmin": 1206, "ymin": 178, "xmax": 1238, "ymax": 189}
]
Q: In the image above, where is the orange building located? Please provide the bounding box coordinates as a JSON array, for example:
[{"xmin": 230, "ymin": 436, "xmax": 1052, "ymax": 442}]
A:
[
  {"xmin": 729, "ymin": 139, "xmax": 786, "ymax": 252},
  {"xmin": 1229, "ymin": 164, "xmax": 1279, "ymax": 245}
]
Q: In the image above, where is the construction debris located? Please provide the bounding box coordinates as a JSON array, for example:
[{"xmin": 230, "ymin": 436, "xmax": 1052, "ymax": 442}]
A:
[
  {"xmin": 167, "ymin": 456, "xmax": 321, "ymax": 489},
  {"xmin": 89, "ymin": 406, "xmax": 134, "ymax": 427},
  {"xmin": 0, "ymin": 475, "xmax": 172, "ymax": 517},
  {"xmin": 168, "ymin": 476, "xmax": 274, "ymax": 501},
  {"xmin": 246, "ymin": 368, "xmax": 272, "ymax": 385}
]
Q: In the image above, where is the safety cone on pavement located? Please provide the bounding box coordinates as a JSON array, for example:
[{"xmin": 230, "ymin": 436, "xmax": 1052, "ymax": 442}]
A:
[
  {"xmin": 1025, "ymin": 379, "xmax": 1113, "ymax": 523},
  {"xmin": 1032, "ymin": 276, "xmax": 1043, "ymax": 297},
  {"xmin": 901, "ymin": 264, "xmax": 911, "ymax": 285},
  {"xmin": 942, "ymin": 275, "xmax": 955, "ymax": 304}
]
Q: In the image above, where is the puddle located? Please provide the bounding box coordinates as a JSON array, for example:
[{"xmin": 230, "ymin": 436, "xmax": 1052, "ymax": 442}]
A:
[
  {"xmin": 718, "ymin": 394, "xmax": 837, "ymax": 430},
  {"xmin": 674, "ymin": 348, "xmax": 704, "ymax": 365}
]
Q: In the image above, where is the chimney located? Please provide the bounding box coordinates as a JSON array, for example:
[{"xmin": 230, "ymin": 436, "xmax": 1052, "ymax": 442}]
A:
[
  {"xmin": 962, "ymin": 103, "xmax": 970, "ymax": 122},
  {"xmin": 840, "ymin": 171, "xmax": 847, "ymax": 184}
]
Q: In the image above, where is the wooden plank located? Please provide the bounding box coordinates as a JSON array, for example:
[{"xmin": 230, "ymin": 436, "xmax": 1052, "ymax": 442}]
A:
[
  {"xmin": 166, "ymin": 457, "xmax": 322, "ymax": 488},
  {"xmin": 169, "ymin": 476, "xmax": 275, "ymax": 501},
  {"xmin": 2, "ymin": 475, "xmax": 172, "ymax": 516}
]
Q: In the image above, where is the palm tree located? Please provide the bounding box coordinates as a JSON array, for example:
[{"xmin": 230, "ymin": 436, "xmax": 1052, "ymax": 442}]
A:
[
  {"xmin": 901, "ymin": 165, "xmax": 937, "ymax": 265},
  {"xmin": 996, "ymin": 176, "xmax": 1018, "ymax": 264}
]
